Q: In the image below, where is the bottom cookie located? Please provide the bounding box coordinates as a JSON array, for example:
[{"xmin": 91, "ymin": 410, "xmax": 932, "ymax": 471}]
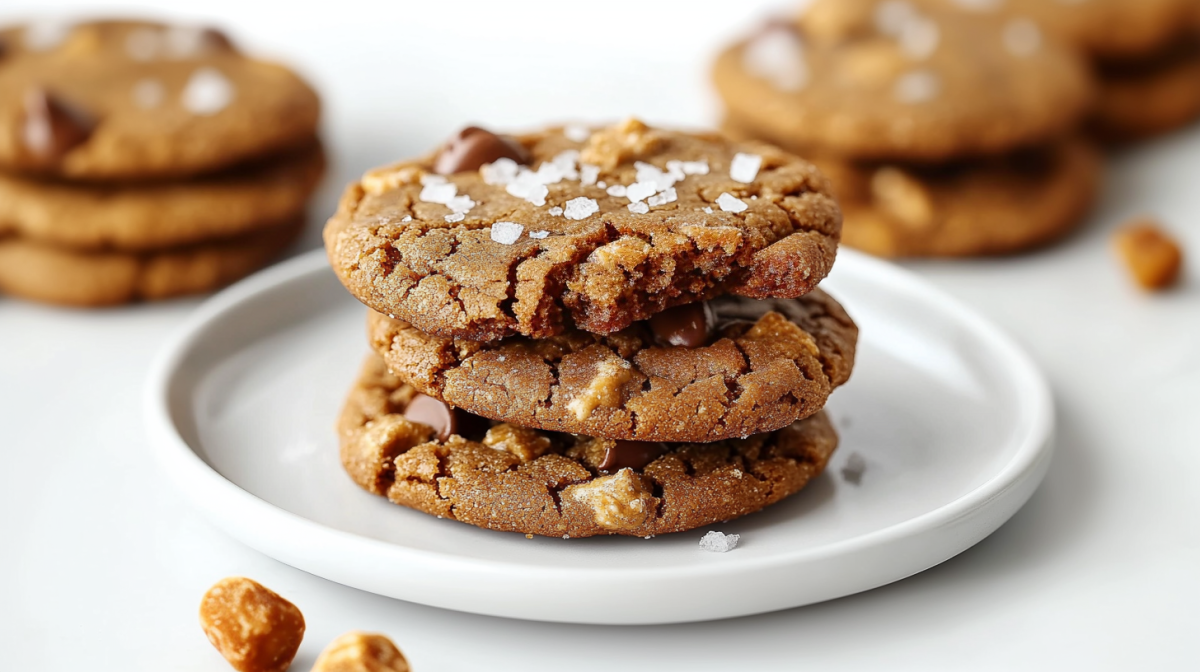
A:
[
  {"xmin": 338, "ymin": 354, "xmax": 838, "ymax": 538},
  {"xmin": 0, "ymin": 217, "xmax": 302, "ymax": 307},
  {"xmin": 1092, "ymin": 35, "xmax": 1200, "ymax": 143},
  {"xmin": 721, "ymin": 118, "xmax": 1100, "ymax": 258}
]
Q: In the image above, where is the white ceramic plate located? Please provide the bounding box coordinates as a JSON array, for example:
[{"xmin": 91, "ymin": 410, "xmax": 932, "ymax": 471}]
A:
[{"xmin": 145, "ymin": 248, "xmax": 1054, "ymax": 625}]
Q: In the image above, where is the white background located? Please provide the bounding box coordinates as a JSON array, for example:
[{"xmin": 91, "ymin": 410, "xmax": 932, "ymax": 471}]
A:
[{"xmin": 1, "ymin": 1, "xmax": 1198, "ymax": 669}]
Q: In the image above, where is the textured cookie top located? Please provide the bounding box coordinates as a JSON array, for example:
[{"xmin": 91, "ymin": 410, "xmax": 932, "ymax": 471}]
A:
[
  {"xmin": 0, "ymin": 20, "xmax": 320, "ymax": 180},
  {"xmin": 937, "ymin": 0, "xmax": 1197, "ymax": 61},
  {"xmin": 712, "ymin": 0, "xmax": 1094, "ymax": 162},
  {"xmin": 339, "ymin": 355, "xmax": 839, "ymax": 538},
  {"xmin": 324, "ymin": 119, "xmax": 841, "ymax": 341},
  {"xmin": 369, "ymin": 290, "xmax": 857, "ymax": 443},
  {"xmin": 0, "ymin": 141, "xmax": 323, "ymax": 251}
]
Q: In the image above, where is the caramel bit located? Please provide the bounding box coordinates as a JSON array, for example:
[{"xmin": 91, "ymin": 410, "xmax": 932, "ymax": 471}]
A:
[
  {"xmin": 312, "ymin": 631, "xmax": 410, "ymax": 672},
  {"xmin": 361, "ymin": 165, "xmax": 423, "ymax": 196},
  {"xmin": 483, "ymin": 423, "xmax": 554, "ymax": 462},
  {"xmin": 1113, "ymin": 218, "xmax": 1184, "ymax": 291},
  {"xmin": 199, "ymin": 577, "xmax": 305, "ymax": 672},
  {"xmin": 566, "ymin": 359, "xmax": 634, "ymax": 421},
  {"xmin": 567, "ymin": 469, "xmax": 656, "ymax": 531},
  {"xmin": 871, "ymin": 167, "xmax": 934, "ymax": 231},
  {"xmin": 580, "ymin": 117, "xmax": 663, "ymax": 170}
]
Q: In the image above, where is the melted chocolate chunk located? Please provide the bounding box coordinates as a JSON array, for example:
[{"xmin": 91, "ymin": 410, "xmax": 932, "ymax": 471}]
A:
[
  {"xmin": 21, "ymin": 88, "xmax": 95, "ymax": 165},
  {"xmin": 434, "ymin": 126, "xmax": 531, "ymax": 175},
  {"xmin": 710, "ymin": 295, "xmax": 807, "ymax": 331},
  {"xmin": 649, "ymin": 301, "xmax": 716, "ymax": 348},
  {"xmin": 404, "ymin": 393, "xmax": 489, "ymax": 442},
  {"xmin": 598, "ymin": 440, "xmax": 669, "ymax": 473},
  {"xmin": 201, "ymin": 27, "xmax": 235, "ymax": 52}
]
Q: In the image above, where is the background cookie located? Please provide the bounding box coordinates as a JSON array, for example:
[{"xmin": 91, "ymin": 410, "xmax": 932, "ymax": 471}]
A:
[
  {"xmin": 0, "ymin": 20, "xmax": 320, "ymax": 180},
  {"xmin": 712, "ymin": 0, "xmax": 1094, "ymax": 163},
  {"xmin": 0, "ymin": 217, "xmax": 301, "ymax": 306},
  {"xmin": 325, "ymin": 119, "xmax": 841, "ymax": 341},
  {"xmin": 1091, "ymin": 37, "xmax": 1200, "ymax": 142},
  {"xmin": 0, "ymin": 141, "xmax": 323, "ymax": 251},
  {"xmin": 338, "ymin": 354, "xmax": 839, "ymax": 538},
  {"xmin": 368, "ymin": 290, "xmax": 857, "ymax": 443}
]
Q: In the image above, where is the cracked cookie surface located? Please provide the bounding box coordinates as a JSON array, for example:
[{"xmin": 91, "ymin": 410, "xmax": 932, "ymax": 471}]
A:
[
  {"xmin": 323, "ymin": 119, "xmax": 841, "ymax": 341},
  {"xmin": 338, "ymin": 354, "xmax": 839, "ymax": 538},
  {"xmin": 0, "ymin": 19, "xmax": 320, "ymax": 180},
  {"xmin": 368, "ymin": 290, "xmax": 856, "ymax": 443}
]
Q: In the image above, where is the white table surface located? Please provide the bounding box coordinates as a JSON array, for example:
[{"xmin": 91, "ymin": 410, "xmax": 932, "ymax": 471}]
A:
[{"xmin": 1, "ymin": 1, "xmax": 1197, "ymax": 669}]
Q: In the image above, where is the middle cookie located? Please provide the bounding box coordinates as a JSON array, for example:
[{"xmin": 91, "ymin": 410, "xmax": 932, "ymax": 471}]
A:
[{"xmin": 369, "ymin": 290, "xmax": 857, "ymax": 443}]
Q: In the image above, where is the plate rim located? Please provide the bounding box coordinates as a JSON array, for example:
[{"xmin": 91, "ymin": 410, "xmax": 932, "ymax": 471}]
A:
[{"xmin": 144, "ymin": 248, "xmax": 1055, "ymax": 612}]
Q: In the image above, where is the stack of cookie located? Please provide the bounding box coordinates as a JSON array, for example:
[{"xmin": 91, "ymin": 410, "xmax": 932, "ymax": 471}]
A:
[
  {"xmin": 939, "ymin": 0, "xmax": 1200, "ymax": 142},
  {"xmin": 0, "ymin": 20, "xmax": 323, "ymax": 306},
  {"xmin": 714, "ymin": 0, "xmax": 1103, "ymax": 258},
  {"xmin": 326, "ymin": 119, "xmax": 858, "ymax": 538}
]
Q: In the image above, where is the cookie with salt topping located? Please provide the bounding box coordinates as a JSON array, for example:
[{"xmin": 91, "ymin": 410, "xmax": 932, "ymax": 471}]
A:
[
  {"xmin": 324, "ymin": 118, "xmax": 841, "ymax": 341},
  {"xmin": 338, "ymin": 354, "xmax": 839, "ymax": 538},
  {"xmin": 0, "ymin": 20, "xmax": 319, "ymax": 180},
  {"xmin": 711, "ymin": 0, "xmax": 1094, "ymax": 163},
  {"xmin": 1090, "ymin": 37, "xmax": 1200, "ymax": 142},
  {"xmin": 367, "ymin": 289, "xmax": 857, "ymax": 443}
]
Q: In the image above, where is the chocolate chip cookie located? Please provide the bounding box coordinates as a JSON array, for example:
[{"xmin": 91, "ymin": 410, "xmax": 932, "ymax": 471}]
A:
[
  {"xmin": 0, "ymin": 216, "xmax": 300, "ymax": 306},
  {"xmin": 324, "ymin": 119, "xmax": 841, "ymax": 342},
  {"xmin": 1091, "ymin": 35, "xmax": 1200, "ymax": 142},
  {"xmin": 711, "ymin": 0, "xmax": 1094, "ymax": 163},
  {"xmin": 367, "ymin": 289, "xmax": 856, "ymax": 443},
  {"xmin": 339, "ymin": 354, "xmax": 839, "ymax": 538},
  {"xmin": 0, "ymin": 20, "xmax": 320, "ymax": 180},
  {"xmin": 0, "ymin": 141, "xmax": 323, "ymax": 251}
]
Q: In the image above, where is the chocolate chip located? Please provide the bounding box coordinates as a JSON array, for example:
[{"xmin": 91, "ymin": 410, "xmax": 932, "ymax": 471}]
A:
[
  {"xmin": 648, "ymin": 301, "xmax": 716, "ymax": 348},
  {"xmin": 404, "ymin": 393, "xmax": 490, "ymax": 442},
  {"xmin": 434, "ymin": 126, "xmax": 531, "ymax": 175},
  {"xmin": 21, "ymin": 88, "xmax": 95, "ymax": 166},
  {"xmin": 202, "ymin": 28, "xmax": 235, "ymax": 52},
  {"xmin": 598, "ymin": 440, "xmax": 669, "ymax": 473}
]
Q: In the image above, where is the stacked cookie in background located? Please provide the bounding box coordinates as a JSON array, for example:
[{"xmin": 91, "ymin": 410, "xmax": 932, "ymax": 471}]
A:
[
  {"xmin": 942, "ymin": 0, "xmax": 1200, "ymax": 143},
  {"xmin": 714, "ymin": 0, "xmax": 1103, "ymax": 258},
  {"xmin": 325, "ymin": 119, "xmax": 858, "ymax": 538},
  {"xmin": 0, "ymin": 20, "xmax": 323, "ymax": 306}
]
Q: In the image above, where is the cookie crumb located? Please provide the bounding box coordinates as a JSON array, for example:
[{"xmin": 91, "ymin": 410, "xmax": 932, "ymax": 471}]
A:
[
  {"xmin": 312, "ymin": 631, "xmax": 409, "ymax": 672},
  {"xmin": 564, "ymin": 197, "xmax": 599, "ymax": 220},
  {"xmin": 699, "ymin": 530, "xmax": 741, "ymax": 552},
  {"xmin": 716, "ymin": 192, "xmax": 748, "ymax": 213},
  {"xmin": 526, "ymin": 533, "xmax": 534, "ymax": 539},
  {"xmin": 730, "ymin": 153, "xmax": 762, "ymax": 183},
  {"xmin": 841, "ymin": 452, "xmax": 867, "ymax": 485},
  {"xmin": 199, "ymin": 577, "xmax": 304, "ymax": 672},
  {"xmin": 1113, "ymin": 218, "xmax": 1183, "ymax": 291},
  {"xmin": 490, "ymin": 221, "xmax": 524, "ymax": 245},
  {"xmin": 182, "ymin": 67, "xmax": 235, "ymax": 116}
]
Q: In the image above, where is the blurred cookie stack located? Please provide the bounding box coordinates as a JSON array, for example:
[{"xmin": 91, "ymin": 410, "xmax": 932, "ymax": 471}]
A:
[
  {"xmin": 326, "ymin": 119, "xmax": 858, "ymax": 538},
  {"xmin": 714, "ymin": 0, "xmax": 1102, "ymax": 257},
  {"xmin": 0, "ymin": 20, "xmax": 323, "ymax": 306}
]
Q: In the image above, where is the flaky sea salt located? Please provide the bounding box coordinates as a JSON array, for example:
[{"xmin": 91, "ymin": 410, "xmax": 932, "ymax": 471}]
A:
[
  {"xmin": 529, "ymin": 230, "xmax": 550, "ymax": 239},
  {"xmin": 580, "ymin": 164, "xmax": 600, "ymax": 186},
  {"xmin": 743, "ymin": 27, "xmax": 809, "ymax": 91},
  {"xmin": 635, "ymin": 161, "xmax": 679, "ymax": 191},
  {"xmin": 899, "ymin": 16, "xmax": 940, "ymax": 60},
  {"xmin": 628, "ymin": 202, "xmax": 650, "ymax": 214},
  {"xmin": 703, "ymin": 207, "xmax": 714, "ymax": 214},
  {"xmin": 506, "ymin": 172, "xmax": 550, "ymax": 206},
  {"xmin": 699, "ymin": 531, "xmax": 740, "ymax": 553},
  {"xmin": 716, "ymin": 193, "xmax": 748, "ymax": 213},
  {"xmin": 482, "ymin": 157, "xmax": 520, "ymax": 185},
  {"xmin": 132, "ymin": 78, "xmax": 165, "ymax": 109},
  {"xmin": 647, "ymin": 187, "xmax": 677, "ymax": 207},
  {"xmin": 606, "ymin": 184, "xmax": 628, "ymax": 197},
  {"xmin": 446, "ymin": 194, "xmax": 475, "ymax": 214},
  {"xmin": 564, "ymin": 197, "xmax": 599, "ymax": 220},
  {"xmin": 668, "ymin": 159, "xmax": 709, "ymax": 176},
  {"xmin": 625, "ymin": 181, "xmax": 658, "ymax": 203},
  {"xmin": 1003, "ymin": 18, "xmax": 1041, "ymax": 57},
  {"xmin": 181, "ymin": 67, "xmax": 234, "ymax": 116},
  {"xmin": 564, "ymin": 124, "xmax": 591, "ymax": 143},
  {"xmin": 401, "ymin": 216, "xmax": 413, "ymax": 222},
  {"xmin": 164, "ymin": 26, "xmax": 213, "ymax": 58},
  {"xmin": 874, "ymin": 0, "xmax": 917, "ymax": 36},
  {"xmin": 729, "ymin": 153, "xmax": 762, "ymax": 184},
  {"xmin": 419, "ymin": 177, "xmax": 457, "ymax": 204},
  {"xmin": 126, "ymin": 28, "xmax": 161, "ymax": 61},
  {"xmin": 490, "ymin": 222, "xmax": 524, "ymax": 245},
  {"xmin": 894, "ymin": 69, "xmax": 940, "ymax": 104},
  {"xmin": 548, "ymin": 206, "xmax": 564, "ymax": 216},
  {"xmin": 23, "ymin": 21, "xmax": 71, "ymax": 51},
  {"xmin": 445, "ymin": 213, "xmax": 464, "ymax": 223}
]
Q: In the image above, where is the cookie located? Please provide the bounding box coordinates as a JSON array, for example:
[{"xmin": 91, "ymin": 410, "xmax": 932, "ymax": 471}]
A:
[
  {"xmin": 0, "ymin": 217, "xmax": 301, "ymax": 306},
  {"xmin": 367, "ymin": 289, "xmax": 856, "ymax": 443},
  {"xmin": 0, "ymin": 20, "xmax": 319, "ymax": 180},
  {"xmin": 0, "ymin": 141, "xmax": 323, "ymax": 251},
  {"xmin": 711, "ymin": 0, "xmax": 1093, "ymax": 163},
  {"xmin": 324, "ymin": 118, "xmax": 841, "ymax": 342},
  {"xmin": 338, "ymin": 354, "xmax": 839, "ymax": 538},
  {"xmin": 722, "ymin": 117, "xmax": 1101, "ymax": 257},
  {"xmin": 940, "ymin": 0, "xmax": 1197, "ymax": 60},
  {"xmin": 1091, "ymin": 35, "xmax": 1200, "ymax": 142}
]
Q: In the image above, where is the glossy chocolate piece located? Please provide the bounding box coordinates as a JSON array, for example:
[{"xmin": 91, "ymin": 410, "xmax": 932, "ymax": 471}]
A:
[
  {"xmin": 434, "ymin": 126, "xmax": 531, "ymax": 175},
  {"xmin": 21, "ymin": 88, "xmax": 95, "ymax": 165},
  {"xmin": 201, "ymin": 27, "xmax": 234, "ymax": 52},
  {"xmin": 648, "ymin": 301, "xmax": 716, "ymax": 348},
  {"xmin": 598, "ymin": 440, "xmax": 669, "ymax": 473},
  {"xmin": 404, "ymin": 393, "xmax": 458, "ymax": 442}
]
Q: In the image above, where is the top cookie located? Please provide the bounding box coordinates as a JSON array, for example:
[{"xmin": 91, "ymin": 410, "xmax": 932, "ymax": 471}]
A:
[
  {"xmin": 937, "ymin": 0, "xmax": 1197, "ymax": 61},
  {"xmin": 0, "ymin": 20, "xmax": 320, "ymax": 180},
  {"xmin": 712, "ymin": 0, "xmax": 1094, "ymax": 162},
  {"xmin": 324, "ymin": 119, "xmax": 841, "ymax": 341}
]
